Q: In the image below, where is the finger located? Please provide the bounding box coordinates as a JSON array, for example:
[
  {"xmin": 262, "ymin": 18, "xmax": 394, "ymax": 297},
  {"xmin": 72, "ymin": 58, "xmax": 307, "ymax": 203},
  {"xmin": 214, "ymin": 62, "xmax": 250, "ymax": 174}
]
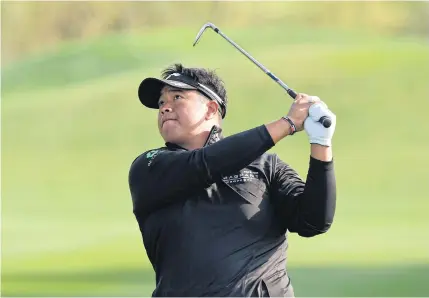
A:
[
  {"xmin": 307, "ymin": 96, "xmax": 322, "ymax": 105},
  {"xmin": 310, "ymin": 96, "xmax": 320, "ymax": 103},
  {"xmin": 294, "ymin": 93, "xmax": 308, "ymax": 103}
]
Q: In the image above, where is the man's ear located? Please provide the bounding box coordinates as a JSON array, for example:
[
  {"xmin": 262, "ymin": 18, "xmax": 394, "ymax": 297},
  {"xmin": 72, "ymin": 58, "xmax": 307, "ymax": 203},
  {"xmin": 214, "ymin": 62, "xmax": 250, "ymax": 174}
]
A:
[{"xmin": 205, "ymin": 101, "xmax": 219, "ymax": 120}]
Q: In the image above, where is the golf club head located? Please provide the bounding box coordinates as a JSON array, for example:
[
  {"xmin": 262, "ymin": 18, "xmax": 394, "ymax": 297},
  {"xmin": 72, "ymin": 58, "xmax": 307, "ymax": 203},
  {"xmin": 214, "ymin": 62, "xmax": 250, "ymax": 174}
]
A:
[{"xmin": 193, "ymin": 22, "xmax": 219, "ymax": 47}]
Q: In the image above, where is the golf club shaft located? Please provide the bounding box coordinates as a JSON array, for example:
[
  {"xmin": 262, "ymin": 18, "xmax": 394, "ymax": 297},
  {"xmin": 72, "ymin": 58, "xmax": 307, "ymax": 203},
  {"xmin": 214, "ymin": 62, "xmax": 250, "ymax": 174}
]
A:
[
  {"xmin": 215, "ymin": 30, "xmax": 297, "ymax": 99},
  {"xmin": 201, "ymin": 24, "xmax": 331, "ymax": 128}
]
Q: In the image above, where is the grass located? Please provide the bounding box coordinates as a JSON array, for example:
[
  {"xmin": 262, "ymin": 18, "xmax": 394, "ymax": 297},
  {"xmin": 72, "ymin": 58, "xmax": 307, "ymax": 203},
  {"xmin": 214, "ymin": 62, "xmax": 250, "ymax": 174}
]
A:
[
  {"xmin": 3, "ymin": 265, "xmax": 429, "ymax": 296},
  {"xmin": 2, "ymin": 22, "xmax": 429, "ymax": 296}
]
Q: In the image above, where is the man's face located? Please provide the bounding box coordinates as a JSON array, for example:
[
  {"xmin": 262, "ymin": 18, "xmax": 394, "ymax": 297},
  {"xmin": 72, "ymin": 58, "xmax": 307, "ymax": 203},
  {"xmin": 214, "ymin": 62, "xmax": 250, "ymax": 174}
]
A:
[{"xmin": 157, "ymin": 86, "xmax": 215, "ymax": 144}]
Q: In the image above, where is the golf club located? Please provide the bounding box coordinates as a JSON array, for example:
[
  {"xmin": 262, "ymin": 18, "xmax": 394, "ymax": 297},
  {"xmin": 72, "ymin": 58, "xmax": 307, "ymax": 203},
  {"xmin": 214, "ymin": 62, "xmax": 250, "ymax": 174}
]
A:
[{"xmin": 193, "ymin": 22, "xmax": 332, "ymax": 128}]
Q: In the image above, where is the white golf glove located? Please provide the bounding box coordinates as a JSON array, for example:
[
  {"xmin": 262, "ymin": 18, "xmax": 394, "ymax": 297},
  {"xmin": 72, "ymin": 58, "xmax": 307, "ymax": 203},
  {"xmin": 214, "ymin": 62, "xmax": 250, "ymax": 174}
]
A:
[{"xmin": 304, "ymin": 101, "xmax": 336, "ymax": 147}]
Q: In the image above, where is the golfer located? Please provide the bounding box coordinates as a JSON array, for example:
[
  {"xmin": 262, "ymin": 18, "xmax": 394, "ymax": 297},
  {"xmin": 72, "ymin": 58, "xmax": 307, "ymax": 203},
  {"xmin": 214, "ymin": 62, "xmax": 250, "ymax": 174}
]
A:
[{"xmin": 129, "ymin": 63, "xmax": 337, "ymax": 297}]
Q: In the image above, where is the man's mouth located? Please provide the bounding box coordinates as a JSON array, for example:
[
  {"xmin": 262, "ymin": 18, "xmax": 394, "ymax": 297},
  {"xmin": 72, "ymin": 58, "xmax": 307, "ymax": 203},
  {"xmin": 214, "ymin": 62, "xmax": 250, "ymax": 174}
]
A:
[{"xmin": 162, "ymin": 119, "xmax": 176, "ymax": 126}]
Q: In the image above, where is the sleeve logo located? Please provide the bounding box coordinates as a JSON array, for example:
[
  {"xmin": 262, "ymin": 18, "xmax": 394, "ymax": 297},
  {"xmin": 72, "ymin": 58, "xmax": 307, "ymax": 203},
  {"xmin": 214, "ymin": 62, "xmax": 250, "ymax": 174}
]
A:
[{"xmin": 146, "ymin": 149, "xmax": 160, "ymax": 166}]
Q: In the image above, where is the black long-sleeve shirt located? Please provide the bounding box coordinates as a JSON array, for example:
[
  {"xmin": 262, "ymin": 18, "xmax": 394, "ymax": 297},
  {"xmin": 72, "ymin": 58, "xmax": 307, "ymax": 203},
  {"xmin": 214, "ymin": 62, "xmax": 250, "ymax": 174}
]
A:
[{"xmin": 129, "ymin": 125, "xmax": 336, "ymax": 297}]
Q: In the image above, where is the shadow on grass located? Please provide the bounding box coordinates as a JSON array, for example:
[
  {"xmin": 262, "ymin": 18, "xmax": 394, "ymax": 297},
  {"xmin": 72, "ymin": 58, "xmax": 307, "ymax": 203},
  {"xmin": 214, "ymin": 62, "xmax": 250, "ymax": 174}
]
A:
[{"xmin": 2, "ymin": 264, "xmax": 429, "ymax": 296}]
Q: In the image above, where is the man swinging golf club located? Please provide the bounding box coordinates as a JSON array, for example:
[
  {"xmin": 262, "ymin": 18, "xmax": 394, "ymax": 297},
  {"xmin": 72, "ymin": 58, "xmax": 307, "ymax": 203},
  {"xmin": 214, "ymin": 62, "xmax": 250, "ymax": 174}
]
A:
[{"xmin": 129, "ymin": 61, "xmax": 337, "ymax": 296}]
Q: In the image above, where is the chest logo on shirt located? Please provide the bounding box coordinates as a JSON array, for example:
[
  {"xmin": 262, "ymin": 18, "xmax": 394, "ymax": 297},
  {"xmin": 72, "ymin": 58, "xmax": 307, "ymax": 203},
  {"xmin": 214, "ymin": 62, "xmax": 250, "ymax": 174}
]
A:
[{"xmin": 222, "ymin": 170, "xmax": 259, "ymax": 184}]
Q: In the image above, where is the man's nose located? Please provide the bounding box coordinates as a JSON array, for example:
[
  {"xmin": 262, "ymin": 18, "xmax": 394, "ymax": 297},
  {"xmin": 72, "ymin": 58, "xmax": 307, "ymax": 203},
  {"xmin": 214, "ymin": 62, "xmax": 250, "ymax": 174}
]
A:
[{"xmin": 160, "ymin": 104, "xmax": 173, "ymax": 114}]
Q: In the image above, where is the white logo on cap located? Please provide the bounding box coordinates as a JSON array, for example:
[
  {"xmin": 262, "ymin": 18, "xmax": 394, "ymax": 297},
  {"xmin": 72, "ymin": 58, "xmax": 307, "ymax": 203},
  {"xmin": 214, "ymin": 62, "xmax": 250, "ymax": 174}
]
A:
[
  {"xmin": 173, "ymin": 82, "xmax": 189, "ymax": 88},
  {"xmin": 165, "ymin": 73, "xmax": 181, "ymax": 80}
]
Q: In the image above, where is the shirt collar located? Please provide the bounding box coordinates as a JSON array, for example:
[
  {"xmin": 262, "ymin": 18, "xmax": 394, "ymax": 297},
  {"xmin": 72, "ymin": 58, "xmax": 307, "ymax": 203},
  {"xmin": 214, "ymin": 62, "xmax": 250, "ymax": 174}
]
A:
[{"xmin": 165, "ymin": 125, "xmax": 223, "ymax": 151}]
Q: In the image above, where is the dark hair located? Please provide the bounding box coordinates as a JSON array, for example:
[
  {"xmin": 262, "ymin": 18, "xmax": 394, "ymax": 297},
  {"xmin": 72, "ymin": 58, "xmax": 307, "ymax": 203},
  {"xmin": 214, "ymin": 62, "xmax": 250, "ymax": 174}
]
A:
[{"xmin": 161, "ymin": 63, "xmax": 228, "ymax": 108}]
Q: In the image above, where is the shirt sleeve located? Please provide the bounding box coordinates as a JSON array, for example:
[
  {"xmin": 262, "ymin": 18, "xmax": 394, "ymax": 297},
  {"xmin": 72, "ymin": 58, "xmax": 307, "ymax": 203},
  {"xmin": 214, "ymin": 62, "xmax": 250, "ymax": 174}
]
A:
[
  {"xmin": 129, "ymin": 125, "xmax": 275, "ymax": 218},
  {"xmin": 270, "ymin": 155, "xmax": 337, "ymax": 237}
]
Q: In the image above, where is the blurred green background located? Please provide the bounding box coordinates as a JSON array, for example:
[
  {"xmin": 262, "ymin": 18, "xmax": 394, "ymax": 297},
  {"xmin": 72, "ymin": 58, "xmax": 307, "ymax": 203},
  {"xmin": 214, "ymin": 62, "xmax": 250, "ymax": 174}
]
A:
[{"xmin": 2, "ymin": 1, "xmax": 429, "ymax": 297}]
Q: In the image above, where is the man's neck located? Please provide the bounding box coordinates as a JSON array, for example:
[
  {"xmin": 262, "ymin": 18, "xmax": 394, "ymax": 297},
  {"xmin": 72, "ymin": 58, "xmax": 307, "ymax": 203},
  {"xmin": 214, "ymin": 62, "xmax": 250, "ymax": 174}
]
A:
[{"xmin": 178, "ymin": 130, "xmax": 211, "ymax": 150}]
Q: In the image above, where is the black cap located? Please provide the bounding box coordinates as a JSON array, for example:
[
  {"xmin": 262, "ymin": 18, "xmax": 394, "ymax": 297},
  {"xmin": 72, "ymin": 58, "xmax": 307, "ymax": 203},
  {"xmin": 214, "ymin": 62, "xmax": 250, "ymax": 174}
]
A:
[{"xmin": 138, "ymin": 72, "xmax": 227, "ymax": 118}]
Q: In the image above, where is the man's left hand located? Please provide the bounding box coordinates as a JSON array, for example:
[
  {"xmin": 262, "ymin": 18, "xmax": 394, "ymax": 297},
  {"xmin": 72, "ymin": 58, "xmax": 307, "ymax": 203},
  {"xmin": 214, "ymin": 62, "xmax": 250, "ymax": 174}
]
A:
[{"xmin": 304, "ymin": 101, "xmax": 336, "ymax": 147}]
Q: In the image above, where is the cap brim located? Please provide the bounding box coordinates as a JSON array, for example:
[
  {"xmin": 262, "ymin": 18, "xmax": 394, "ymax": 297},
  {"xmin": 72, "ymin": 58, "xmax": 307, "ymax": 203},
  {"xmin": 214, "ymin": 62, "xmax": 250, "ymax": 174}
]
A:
[{"xmin": 138, "ymin": 78, "xmax": 197, "ymax": 109}]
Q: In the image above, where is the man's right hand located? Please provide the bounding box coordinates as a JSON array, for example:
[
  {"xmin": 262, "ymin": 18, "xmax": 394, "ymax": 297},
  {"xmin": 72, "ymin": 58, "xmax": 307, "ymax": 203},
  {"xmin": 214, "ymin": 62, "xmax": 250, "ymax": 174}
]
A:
[
  {"xmin": 286, "ymin": 93, "xmax": 319, "ymax": 132},
  {"xmin": 265, "ymin": 93, "xmax": 323, "ymax": 144}
]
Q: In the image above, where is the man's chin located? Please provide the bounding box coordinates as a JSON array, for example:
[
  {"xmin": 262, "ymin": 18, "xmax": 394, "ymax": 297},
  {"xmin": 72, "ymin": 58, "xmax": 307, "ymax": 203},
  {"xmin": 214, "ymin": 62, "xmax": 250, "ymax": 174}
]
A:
[{"xmin": 161, "ymin": 133, "xmax": 184, "ymax": 145}]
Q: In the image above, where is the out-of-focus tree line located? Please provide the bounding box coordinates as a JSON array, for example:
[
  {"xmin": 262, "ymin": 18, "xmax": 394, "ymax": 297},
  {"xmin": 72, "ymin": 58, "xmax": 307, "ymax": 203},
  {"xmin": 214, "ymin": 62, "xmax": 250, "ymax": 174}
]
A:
[{"xmin": 2, "ymin": 1, "xmax": 428, "ymax": 65}]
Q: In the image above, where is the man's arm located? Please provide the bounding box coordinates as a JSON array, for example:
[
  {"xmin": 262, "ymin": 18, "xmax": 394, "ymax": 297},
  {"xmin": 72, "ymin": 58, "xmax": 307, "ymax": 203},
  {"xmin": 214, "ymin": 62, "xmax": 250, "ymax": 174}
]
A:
[
  {"xmin": 271, "ymin": 154, "xmax": 336, "ymax": 237},
  {"xmin": 129, "ymin": 94, "xmax": 313, "ymax": 218},
  {"xmin": 129, "ymin": 92, "xmax": 334, "ymax": 220},
  {"xmin": 270, "ymin": 97, "xmax": 337, "ymax": 237},
  {"xmin": 129, "ymin": 125, "xmax": 275, "ymax": 217},
  {"xmin": 311, "ymin": 144, "xmax": 332, "ymax": 162}
]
